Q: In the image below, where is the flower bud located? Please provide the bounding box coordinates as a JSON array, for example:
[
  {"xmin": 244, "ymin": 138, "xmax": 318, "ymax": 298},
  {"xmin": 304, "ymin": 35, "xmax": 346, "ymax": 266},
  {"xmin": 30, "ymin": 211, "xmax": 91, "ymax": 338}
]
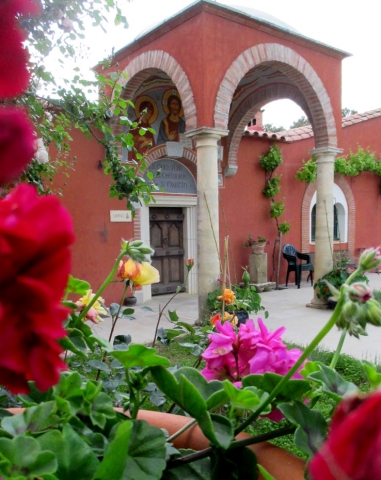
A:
[
  {"xmin": 363, "ymin": 298, "xmax": 381, "ymax": 326},
  {"xmin": 347, "ymin": 282, "xmax": 372, "ymax": 303},
  {"xmin": 242, "ymin": 268, "xmax": 250, "ymax": 287},
  {"xmin": 358, "ymin": 247, "xmax": 381, "ymax": 272},
  {"xmin": 186, "ymin": 258, "xmax": 194, "ymax": 271}
]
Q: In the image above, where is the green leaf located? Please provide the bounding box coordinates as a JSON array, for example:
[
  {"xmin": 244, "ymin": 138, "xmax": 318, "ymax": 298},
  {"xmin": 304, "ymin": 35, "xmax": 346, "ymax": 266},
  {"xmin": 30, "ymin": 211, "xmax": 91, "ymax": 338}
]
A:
[
  {"xmin": 177, "ymin": 322, "xmax": 196, "ymax": 334},
  {"xmin": 111, "ymin": 345, "xmax": 170, "ymax": 368},
  {"xmin": 162, "ymin": 449, "xmax": 211, "ymax": 479},
  {"xmin": 95, "ymin": 420, "xmax": 166, "ymax": 480},
  {"xmin": 151, "ymin": 367, "xmax": 232, "ymax": 448},
  {"xmin": 109, "ymin": 303, "xmax": 121, "ymax": 316},
  {"xmin": 141, "ymin": 306, "xmax": 154, "ymax": 312},
  {"xmin": 0, "ymin": 436, "xmax": 57, "ymax": 477},
  {"xmin": 2, "ymin": 402, "xmax": 57, "ymax": 436},
  {"xmin": 363, "ymin": 360, "xmax": 381, "ymax": 388},
  {"xmin": 168, "ymin": 310, "xmax": 179, "ymax": 322},
  {"xmin": 308, "ymin": 364, "xmax": 358, "ymax": 401},
  {"xmin": 223, "ymin": 382, "xmax": 261, "ymax": 411},
  {"xmin": 88, "ymin": 360, "xmax": 111, "ymax": 373},
  {"xmin": 242, "ymin": 374, "xmax": 310, "ymax": 401},
  {"xmin": 65, "ymin": 276, "xmax": 91, "ymax": 295},
  {"xmin": 278, "ymin": 401, "xmax": 327, "ymax": 456},
  {"xmin": 60, "ymin": 333, "xmax": 87, "ymax": 358},
  {"xmin": 37, "ymin": 426, "xmax": 99, "ymax": 480},
  {"xmin": 114, "ymin": 335, "xmax": 132, "ymax": 347},
  {"xmin": 257, "ymin": 464, "xmax": 276, "ymax": 480}
]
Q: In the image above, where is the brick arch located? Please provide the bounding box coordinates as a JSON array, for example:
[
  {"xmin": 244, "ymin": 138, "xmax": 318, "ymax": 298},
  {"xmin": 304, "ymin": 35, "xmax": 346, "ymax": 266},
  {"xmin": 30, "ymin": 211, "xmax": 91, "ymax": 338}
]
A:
[
  {"xmin": 301, "ymin": 176, "xmax": 355, "ymax": 256},
  {"xmin": 215, "ymin": 43, "xmax": 337, "ymax": 168},
  {"xmin": 111, "ymin": 51, "xmax": 197, "ymax": 131},
  {"xmin": 136, "ymin": 145, "xmax": 197, "ymax": 179},
  {"xmin": 226, "ymin": 83, "xmax": 311, "ymax": 176}
]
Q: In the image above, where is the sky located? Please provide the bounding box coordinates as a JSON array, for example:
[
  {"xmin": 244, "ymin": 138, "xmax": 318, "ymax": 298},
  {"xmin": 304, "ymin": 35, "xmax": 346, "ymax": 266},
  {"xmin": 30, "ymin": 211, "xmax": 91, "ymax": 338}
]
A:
[{"xmin": 58, "ymin": 0, "xmax": 381, "ymax": 129}]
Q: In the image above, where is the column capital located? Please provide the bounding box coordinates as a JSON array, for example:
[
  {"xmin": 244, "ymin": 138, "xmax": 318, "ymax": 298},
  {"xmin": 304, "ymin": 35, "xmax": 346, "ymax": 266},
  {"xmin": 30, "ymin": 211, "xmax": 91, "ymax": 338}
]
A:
[
  {"xmin": 308, "ymin": 146, "xmax": 343, "ymax": 158},
  {"xmin": 185, "ymin": 126, "xmax": 229, "ymax": 141}
]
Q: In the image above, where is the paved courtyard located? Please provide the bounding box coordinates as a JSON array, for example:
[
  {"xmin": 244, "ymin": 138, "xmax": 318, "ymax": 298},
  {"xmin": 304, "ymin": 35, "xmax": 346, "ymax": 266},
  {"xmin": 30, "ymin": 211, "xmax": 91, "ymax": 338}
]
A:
[{"xmin": 91, "ymin": 273, "xmax": 381, "ymax": 362}]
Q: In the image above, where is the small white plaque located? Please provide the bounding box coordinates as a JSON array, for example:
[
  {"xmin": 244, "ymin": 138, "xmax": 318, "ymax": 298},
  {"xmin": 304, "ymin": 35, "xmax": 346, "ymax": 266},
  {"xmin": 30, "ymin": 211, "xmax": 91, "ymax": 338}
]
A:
[{"xmin": 110, "ymin": 210, "xmax": 132, "ymax": 222}]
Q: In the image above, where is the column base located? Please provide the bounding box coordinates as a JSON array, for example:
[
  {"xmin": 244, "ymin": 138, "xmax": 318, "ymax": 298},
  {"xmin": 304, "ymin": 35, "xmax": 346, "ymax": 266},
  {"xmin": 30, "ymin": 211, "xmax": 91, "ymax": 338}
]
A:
[{"xmin": 306, "ymin": 299, "xmax": 329, "ymax": 310}]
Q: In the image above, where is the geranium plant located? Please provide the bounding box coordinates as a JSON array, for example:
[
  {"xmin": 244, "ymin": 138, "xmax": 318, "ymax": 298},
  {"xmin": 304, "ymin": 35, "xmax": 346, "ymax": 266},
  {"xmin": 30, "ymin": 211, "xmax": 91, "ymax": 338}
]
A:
[{"xmin": 242, "ymin": 235, "xmax": 267, "ymax": 247}]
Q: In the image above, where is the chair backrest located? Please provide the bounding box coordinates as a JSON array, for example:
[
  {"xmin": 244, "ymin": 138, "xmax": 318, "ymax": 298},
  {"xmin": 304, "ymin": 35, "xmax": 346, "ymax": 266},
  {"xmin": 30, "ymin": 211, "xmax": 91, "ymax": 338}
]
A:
[{"xmin": 283, "ymin": 244, "xmax": 297, "ymax": 257}]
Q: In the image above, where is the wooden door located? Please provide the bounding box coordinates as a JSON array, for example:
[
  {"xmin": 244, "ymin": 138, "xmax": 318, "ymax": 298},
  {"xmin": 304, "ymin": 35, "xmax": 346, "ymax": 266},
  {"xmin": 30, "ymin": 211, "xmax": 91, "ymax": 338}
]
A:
[{"xmin": 150, "ymin": 207, "xmax": 185, "ymax": 295}]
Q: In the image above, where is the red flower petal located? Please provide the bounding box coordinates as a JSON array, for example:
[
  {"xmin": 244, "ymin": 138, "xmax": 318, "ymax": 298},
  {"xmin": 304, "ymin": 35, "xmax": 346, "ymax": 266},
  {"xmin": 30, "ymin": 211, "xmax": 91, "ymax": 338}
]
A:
[
  {"xmin": 0, "ymin": 184, "xmax": 74, "ymax": 393},
  {"xmin": 0, "ymin": 108, "xmax": 35, "ymax": 185},
  {"xmin": 0, "ymin": 0, "xmax": 41, "ymax": 98}
]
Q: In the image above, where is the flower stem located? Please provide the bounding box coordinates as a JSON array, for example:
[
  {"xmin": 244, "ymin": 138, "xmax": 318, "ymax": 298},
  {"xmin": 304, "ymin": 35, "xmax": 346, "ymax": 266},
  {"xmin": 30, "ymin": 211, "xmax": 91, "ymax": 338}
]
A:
[
  {"xmin": 330, "ymin": 328, "xmax": 347, "ymax": 369},
  {"xmin": 167, "ymin": 419, "xmax": 197, "ymax": 443},
  {"xmin": 78, "ymin": 250, "xmax": 126, "ymax": 322},
  {"xmin": 166, "ymin": 425, "xmax": 295, "ymax": 470},
  {"xmin": 234, "ymin": 297, "xmax": 344, "ymax": 435},
  {"xmin": 108, "ymin": 281, "xmax": 129, "ymax": 343}
]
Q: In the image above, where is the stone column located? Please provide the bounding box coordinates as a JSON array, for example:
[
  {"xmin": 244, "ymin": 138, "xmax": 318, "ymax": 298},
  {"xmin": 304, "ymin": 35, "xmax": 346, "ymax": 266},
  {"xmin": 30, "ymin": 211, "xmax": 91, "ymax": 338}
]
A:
[
  {"xmin": 186, "ymin": 127, "xmax": 228, "ymax": 319},
  {"xmin": 308, "ymin": 146, "xmax": 343, "ymax": 308}
]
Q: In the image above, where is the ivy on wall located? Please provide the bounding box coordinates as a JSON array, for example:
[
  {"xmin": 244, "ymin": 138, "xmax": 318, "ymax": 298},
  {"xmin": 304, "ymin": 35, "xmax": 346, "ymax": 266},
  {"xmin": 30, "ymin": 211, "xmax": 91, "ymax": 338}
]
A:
[{"xmin": 296, "ymin": 147, "xmax": 381, "ymax": 191}]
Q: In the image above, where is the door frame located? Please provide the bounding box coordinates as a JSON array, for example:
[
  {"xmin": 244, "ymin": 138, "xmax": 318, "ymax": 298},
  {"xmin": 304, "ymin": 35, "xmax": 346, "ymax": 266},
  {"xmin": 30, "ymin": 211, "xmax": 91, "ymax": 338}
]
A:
[{"xmin": 135, "ymin": 195, "xmax": 197, "ymax": 303}]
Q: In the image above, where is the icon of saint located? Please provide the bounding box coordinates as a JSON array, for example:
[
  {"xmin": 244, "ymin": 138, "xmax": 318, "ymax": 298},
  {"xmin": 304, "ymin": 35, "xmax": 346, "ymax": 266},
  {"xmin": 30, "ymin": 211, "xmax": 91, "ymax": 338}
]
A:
[
  {"xmin": 157, "ymin": 94, "xmax": 185, "ymax": 145},
  {"xmin": 130, "ymin": 97, "xmax": 157, "ymax": 158}
]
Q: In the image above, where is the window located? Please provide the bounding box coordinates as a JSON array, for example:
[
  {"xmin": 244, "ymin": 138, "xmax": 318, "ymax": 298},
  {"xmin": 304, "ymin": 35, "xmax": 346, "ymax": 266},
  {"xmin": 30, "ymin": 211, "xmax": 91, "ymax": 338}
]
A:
[{"xmin": 310, "ymin": 184, "xmax": 348, "ymax": 243}]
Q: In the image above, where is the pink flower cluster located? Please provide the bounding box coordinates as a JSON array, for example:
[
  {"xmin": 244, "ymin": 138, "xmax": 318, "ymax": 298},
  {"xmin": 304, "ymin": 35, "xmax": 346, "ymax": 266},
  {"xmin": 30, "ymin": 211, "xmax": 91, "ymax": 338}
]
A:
[{"xmin": 201, "ymin": 318, "xmax": 303, "ymax": 387}]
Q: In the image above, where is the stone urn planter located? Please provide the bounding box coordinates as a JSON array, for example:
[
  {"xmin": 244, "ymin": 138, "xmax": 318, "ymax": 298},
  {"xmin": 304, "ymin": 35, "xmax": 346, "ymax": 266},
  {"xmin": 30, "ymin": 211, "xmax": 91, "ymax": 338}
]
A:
[{"xmin": 251, "ymin": 242, "xmax": 266, "ymax": 254}]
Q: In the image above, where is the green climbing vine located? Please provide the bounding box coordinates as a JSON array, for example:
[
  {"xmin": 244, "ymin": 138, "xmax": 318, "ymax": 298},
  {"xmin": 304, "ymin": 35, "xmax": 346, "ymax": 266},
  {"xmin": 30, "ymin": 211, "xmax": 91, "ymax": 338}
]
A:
[
  {"xmin": 259, "ymin": 144, "xmax": 291, "ymax": 284},
  {"xmin": 296, "ymin": 147, "xmax": 381, "ymax": 189}
]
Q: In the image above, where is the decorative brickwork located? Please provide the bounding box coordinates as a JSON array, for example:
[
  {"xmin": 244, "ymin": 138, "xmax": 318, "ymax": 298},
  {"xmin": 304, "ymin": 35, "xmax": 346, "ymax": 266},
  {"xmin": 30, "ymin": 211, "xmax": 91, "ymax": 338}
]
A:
[
  {"xmin": 301, "ymin": 176, "xmax": 355, "ymax": 257},
  {"xmin": 226, "ymin": 83, "xmax": 310, "ymax": 176},
  {"xmin": 144, "ymin": 145, "xmax": 197, "ymax": 179},
  {"xmin": 110, "ymin": 51, "xmax": 197, "ymax": 132},
  {"xmin": 216, "ymin": 43, "xmax": 337, "ymax": 176}
]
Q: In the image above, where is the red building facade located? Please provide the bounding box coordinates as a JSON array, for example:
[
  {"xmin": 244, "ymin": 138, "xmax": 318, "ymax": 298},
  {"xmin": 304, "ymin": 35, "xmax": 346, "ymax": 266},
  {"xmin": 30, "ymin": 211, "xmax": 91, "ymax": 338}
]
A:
[{"xmin": 58, "ymin": 1, "xmax": 381, "ymax": 309}]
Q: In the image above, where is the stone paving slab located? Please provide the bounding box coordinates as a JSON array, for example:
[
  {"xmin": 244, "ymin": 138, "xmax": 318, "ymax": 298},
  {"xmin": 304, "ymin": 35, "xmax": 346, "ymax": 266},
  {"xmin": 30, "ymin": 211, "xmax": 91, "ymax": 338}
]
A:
[{"xmin": 91, "ymin": 273, "xmax": 381, "ymax": 362}]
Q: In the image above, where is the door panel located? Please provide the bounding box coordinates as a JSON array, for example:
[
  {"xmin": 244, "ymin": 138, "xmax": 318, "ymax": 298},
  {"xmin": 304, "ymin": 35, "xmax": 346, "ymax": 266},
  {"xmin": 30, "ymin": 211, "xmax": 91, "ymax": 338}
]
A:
[{"xmin": 150, "ymin": 207, "xmax": 185, "ymax": 295}]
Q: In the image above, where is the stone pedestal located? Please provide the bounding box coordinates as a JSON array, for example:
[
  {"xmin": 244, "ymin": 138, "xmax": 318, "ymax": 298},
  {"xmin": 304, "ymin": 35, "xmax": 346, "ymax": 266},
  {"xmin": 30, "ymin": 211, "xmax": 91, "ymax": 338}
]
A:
[{"xmin": 249, "ymin": 253, "xmax": 267, "ymax": 283}]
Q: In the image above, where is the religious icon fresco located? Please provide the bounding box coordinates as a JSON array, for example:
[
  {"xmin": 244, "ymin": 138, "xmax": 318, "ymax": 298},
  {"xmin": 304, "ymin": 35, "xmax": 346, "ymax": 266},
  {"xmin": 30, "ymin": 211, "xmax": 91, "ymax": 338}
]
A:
[
  {"xmin": 157, "ymin": 89, "xmax": 185, "ymax": 145},
  {"xmin": 127, "ymin": 75, "xmax": 189, "ymax": 160},
  {"xmin": 129, "ymin": 96, "xmax": 158, "ymax": 159}
]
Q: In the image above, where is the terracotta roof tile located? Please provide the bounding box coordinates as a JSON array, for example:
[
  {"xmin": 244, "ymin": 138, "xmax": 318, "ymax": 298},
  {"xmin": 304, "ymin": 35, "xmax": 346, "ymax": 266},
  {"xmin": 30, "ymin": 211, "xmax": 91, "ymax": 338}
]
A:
[{"xmin": 244, "ymin": 108, "xmax": 381, "ymax": 142}]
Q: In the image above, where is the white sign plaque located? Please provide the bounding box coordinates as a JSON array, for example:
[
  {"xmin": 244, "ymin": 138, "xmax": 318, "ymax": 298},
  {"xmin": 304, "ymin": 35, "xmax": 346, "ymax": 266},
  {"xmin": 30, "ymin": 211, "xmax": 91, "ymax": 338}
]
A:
[{"xmin": 110, "ymin": 210, "xmax": 132, "ymax": 222}]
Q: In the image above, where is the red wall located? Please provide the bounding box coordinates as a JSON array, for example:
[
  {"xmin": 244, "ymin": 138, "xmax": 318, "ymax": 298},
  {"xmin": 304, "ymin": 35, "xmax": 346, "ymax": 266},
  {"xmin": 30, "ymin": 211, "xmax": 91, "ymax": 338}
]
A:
[{"xmin": 55, "ymin": 129, "xmax": 135, "ymax": 303}]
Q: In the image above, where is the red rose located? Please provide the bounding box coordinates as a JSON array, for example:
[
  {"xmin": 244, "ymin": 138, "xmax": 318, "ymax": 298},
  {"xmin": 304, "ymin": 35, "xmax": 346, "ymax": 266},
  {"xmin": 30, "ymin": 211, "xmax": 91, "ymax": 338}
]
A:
[
  {"xmin": 0, "ymin": 184, "xmax": 75, "ymax": 393},
  {"xmin": 0, "ymin": 108, "xmax": 35, "ymax": 186},
  {"xmin": 0, "ymin": 0, "xmax": 40, "ymax": 98},
  {"xmin": 309, "ymin": 391, "xmax": 381, "ymax": 479}
]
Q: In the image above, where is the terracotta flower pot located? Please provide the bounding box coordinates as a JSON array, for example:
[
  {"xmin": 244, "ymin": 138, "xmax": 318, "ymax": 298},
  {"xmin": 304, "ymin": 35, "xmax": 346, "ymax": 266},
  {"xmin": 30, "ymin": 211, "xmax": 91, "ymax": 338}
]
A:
[
  {"xmin": 7, "ymin": 408, "xmax": 305, "ymax": 479},
  {"xmin": 134, "ymin": 410, "xmax": 305, "ymax": 480},
  {"xmin": 251, "ymin": 242, "xmax": 266, "ymax": 254}
]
